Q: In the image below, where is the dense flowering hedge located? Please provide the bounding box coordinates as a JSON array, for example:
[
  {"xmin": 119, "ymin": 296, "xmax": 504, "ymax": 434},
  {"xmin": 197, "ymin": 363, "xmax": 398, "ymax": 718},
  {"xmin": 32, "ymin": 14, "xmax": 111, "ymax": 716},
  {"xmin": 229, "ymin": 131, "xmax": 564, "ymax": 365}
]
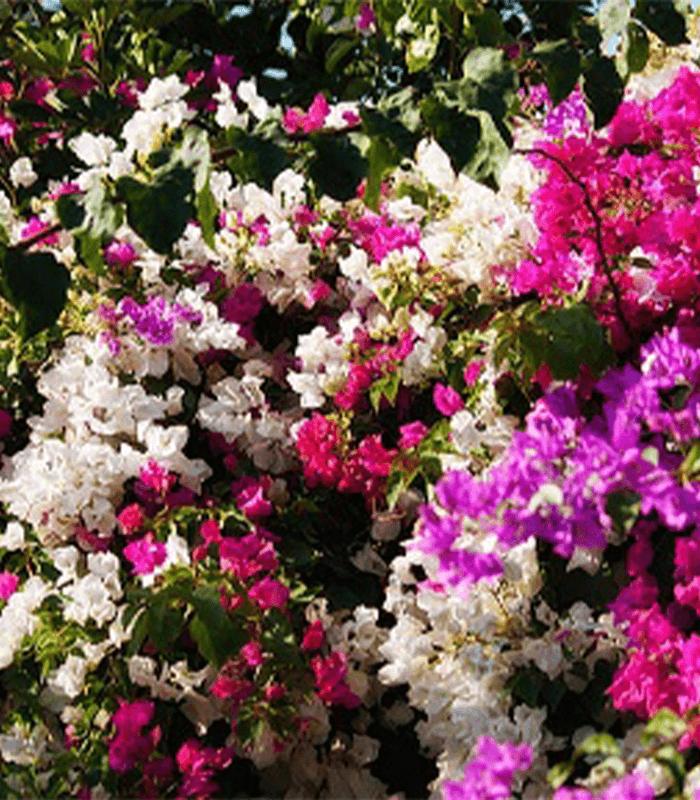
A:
[{"xmin": 4, "ymin": 3, "xmax": 700, "ymax": 800}]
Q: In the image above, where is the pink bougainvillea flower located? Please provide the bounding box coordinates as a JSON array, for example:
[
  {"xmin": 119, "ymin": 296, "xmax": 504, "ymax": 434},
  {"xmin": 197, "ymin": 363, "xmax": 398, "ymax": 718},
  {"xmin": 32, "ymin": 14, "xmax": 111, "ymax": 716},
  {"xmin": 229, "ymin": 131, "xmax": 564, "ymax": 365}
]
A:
[
  {"xmin": 433, "ymin": 382, "xmax": 464, "ymax": 416},
  {"xmin": 123, "ymin": 532, "xmax": 167, "ymax": 575},
  {"xmin": 108, "ymin": 699, "xmax": 158, "ymax": 774},
  {"xmin": 398, "ymin": 421, "xmax": 429, "ymax": 450},
  {"xmin": 116, "ymin": 503, "xmax": 144, "ymax": 536},
  {"xmin": 463, "ymin": 359, "xmax": 485, "ymax": 388},
  {"xmin": 300, "ymin": 619, "xmax": 325, "ymax": 652},
  {"xmin": 248, "ymin": 576, "xmax": 290, "ymax": 610},
  {"xmin": 104, "ymin": 240, "xmax": 138, "ymax": 270},
  {"xmin": 0, "ymin": 572, "xmax": 19, "ymax": 600},
  {"xmin": 20, "ymin": 217, "xmax": 59, "ymax": 248},
  {"xmin": 356, "ymin": 4, "xmax": 376, "ymax": 31},
  {"xmin": 0, "ymin": 114, "xmax": 16, "ymax": 144}
]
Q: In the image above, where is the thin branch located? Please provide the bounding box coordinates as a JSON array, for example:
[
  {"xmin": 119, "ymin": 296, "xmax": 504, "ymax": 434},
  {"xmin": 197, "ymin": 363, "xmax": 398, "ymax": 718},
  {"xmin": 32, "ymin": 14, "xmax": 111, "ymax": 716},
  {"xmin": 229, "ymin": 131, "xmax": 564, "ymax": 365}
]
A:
[
  {"xmin": 513, "ymin": 146, "xmax": 633, "ymax": 342},
  {"xmin": 12, "ymin": 221, "xmax": 62, "ymax": 251}
]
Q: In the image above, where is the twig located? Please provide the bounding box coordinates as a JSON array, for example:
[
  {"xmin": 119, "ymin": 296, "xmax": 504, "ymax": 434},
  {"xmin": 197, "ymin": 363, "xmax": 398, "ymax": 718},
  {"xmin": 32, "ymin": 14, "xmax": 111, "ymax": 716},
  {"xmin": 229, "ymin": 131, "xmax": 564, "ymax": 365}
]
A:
[
  {"xmin": 12, "ymin": 221, "xmax": 62, "ymax": 251},
  {"xmin": 513, "ymin": 146, "xmax": 633, "ymax": 342}
]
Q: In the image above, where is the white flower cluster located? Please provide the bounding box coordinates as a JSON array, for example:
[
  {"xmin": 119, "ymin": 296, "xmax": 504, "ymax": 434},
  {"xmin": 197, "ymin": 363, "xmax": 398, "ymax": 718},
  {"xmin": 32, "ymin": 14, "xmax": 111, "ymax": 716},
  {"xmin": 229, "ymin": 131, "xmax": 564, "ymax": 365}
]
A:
[
  {"xmin": 0, "ymin": 576, "xmax": 49, "ymax": 669},
  {"xmin": 410, "ymin": 139, "xmax": 539, "ymax": 298},
  {"xmin": 107, "ymin": 286, "xmax": 245, "ymax": 384},
  {"xmin": 0, "ymin": 332, "xmax": 210, "ymax": 542},
  {"xmin": 128, "ymin": 654, "xmax": 222, "ymax": 735},
  {"xmin": 197, "ymin": 368, "xmax": 299, "ymax": 473}
]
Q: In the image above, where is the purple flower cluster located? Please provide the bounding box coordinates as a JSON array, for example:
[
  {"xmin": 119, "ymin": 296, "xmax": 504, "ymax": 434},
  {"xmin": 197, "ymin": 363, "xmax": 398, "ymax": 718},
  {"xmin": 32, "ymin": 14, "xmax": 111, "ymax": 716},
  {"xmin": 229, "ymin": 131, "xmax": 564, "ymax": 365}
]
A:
[
  {"xmin": 115, "ymin": 296, "xmax": 203, "ymax": 346},
  {"xmin": 415, "ymin": 327, "xmax": 700, "ymax": 598},
  {"xmin": 553, "ymin": 772, "xmax": 654, "ymax": 800},
  {"xmin": 441, "ymin": 737, "xmax": 532, "ymax": 800}
]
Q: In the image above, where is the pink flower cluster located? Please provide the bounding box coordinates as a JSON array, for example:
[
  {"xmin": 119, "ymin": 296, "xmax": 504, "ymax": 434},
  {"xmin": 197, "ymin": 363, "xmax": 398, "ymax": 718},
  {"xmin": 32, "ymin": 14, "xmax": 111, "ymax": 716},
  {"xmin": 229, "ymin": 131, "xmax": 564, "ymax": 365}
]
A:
[
  {"xmin": 282, "ymin": 93, "xmax": 331, "ymax": 135},
  {"xmin": 108, "ymin": 700, "xmax": 234, "ymax": 799},
  {"xmin": 335, "ymin": 329, "xmax": 414, "ymax": 410},
  {"xmin": 509, "ymin": 67, "xmax": 700, "ymax": 349},
  {"xmin": 296, "ymin": 413, "xmax": 396, "ymax": 502},
  {"xmin": 310, "ymin": 651, "xmax": 361, "ymax": 708}
]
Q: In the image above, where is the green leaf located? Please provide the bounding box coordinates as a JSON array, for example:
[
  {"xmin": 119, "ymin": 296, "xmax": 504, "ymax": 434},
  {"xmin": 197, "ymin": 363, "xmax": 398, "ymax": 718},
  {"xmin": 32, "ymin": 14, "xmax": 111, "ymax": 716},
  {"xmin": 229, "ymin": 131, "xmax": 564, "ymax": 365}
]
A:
[
  {"xmin": 624, "ymin": 21, "xmax": 650, "ymax": 73},
  {"xmin": 326, "ymin": 37, "xmax": 356, "ymax": 73},
  {"xmin": 146, "ymin": 601, "xmax": 182, "ymax": 652},
  {"xmin": 196, "ymin": 180, "xmax": 217, "ymax": 251},
  {"xmin": 116, "ymin": 166, "xmax": 194, "ymax": 255},
  {"xmin": 574, "ymin": 733, "xmax": 622, "ymax": 759},
  {"xmin": 406, "ymin": 24, "xmax": 440, "ymax": 73},
  {"xmin": 308, "ymin": 134, "xmax": 368, "ymax": 201},
  {"xmin": 642, "ymin": 709, "xmax": 687, "ymax": 742},
  {"xmin": 178, "ymin": 126, "xmax": 210, "ymax": 194},
  {"xmin": 126, "ymin": 611, "xmax": 149, "ymax": 657},
  {"xmin": 535, "ymin": 303, "xmax": 612, "ymax": 380},
  {"xmin": 635, "ymin": 0, "xmax": 689, "ymax": 45},
  {"xmin": 606, "ymin": 491, "xmax": 642, "ymax": 537},
  {"xmin": 532, "ymin": 40, "xmax": 581, "ymax": 107},
  {"xmin": 224, "ymin": 130, "xmax": 289, "ymax": 191},
  {"xmin": 83, "ymin": 183, "xmax": 122, "ymax": 239},
  {"xmin": 2, "ymin": 249, "xmax": 70, "ymax": 339},
  {"xmin": 365, "ymin": 136, "xmax": 399, "ymax": 211},
  {"xmin": 420, "ymin": 98, "xmax": 508, "ymax": 184},
  {"xmin": 547, "ymin": 760, "xmax": 575, "ymax": 790},
  {"xmin": 189, "ymin": 586, "xmax": 245, "ymax": 668},
  {"xmin": 471, "ymin": 7, "xmax": 508, "ymax": 46},
  {"xmin": 56, "ymin": 194, "xmax": 85, "ymax": 230},
  {"xmin": 368, "ymin": 370, "xmax": 401, "ymax": 412},
  {"xmin": 462, "ymin": 46, "xmax": 504, "ymax": 83},
  {"xmin": 75, "ymin": 232, "xmax": 106, "ymax": 276},
  {"xmin": 584, "ymin": 56, "xmax": 625, "ymax": 128}
]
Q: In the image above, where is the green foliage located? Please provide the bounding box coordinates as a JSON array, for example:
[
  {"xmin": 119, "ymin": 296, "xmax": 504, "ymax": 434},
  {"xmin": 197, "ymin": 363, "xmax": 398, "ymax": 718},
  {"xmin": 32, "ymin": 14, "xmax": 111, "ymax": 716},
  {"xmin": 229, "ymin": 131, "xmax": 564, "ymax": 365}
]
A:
[
  {"xmin": 308, "ymin": 133, "xmax": 368, "ymax": 201},
  {"xmin": 0, "ymin": 248, "xmax": 71, "ymax": 340},
  {"xmin": 636, "ymin": 0, "xmax": 689, "ymax": 46},
  {"xmin": 535, "ymin": 303, "xmax": 613, "ymax": 380},
  {"xmin": 532, "ymin": 40, "xmax": 581, "ymax": 107}
]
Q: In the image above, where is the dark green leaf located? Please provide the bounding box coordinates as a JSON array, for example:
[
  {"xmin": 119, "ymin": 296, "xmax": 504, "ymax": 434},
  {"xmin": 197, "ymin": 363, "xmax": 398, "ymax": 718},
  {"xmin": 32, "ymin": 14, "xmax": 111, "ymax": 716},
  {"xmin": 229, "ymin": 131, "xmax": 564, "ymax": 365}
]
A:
[
  {"xmin": 56, "ymin": 194, "xmax": 85, "ymax": 231},
  {"xmin": 146, "ymin": 601, "xmax": 182, "ymax": 652},
  {"xmin": 116, "ymin": 166, "xmax": 194, "ymax": 255},
  {"xmin": 196, "ymin": 180, "xmax": 217, "ymax": 250},
  {"xmin": 326, "ymin": 37, "xmax": 356, "ymax": 73},
  {"xmin": 606, "ymin": 491, "xmax": 641, "ymax": 537},
  {"xmin": 126, "ymin": 611, "xmax": 149, "ymax": 657},
  {"xmin": 625, "ymin": 21, "xmax": 650, "ymax": 73},
  {"xmin": 365, "ymin": 136, "xmax": 399, "ymax": 211},
  {"xmin": 2, "ymin": 250, "xmax": 70, "ymax": 339},
  {"xmin": 189, "ymin": 586, "xmax": 245, "ymax": 668},
  {"xmin": 472, "ymin": 8, "xmax": 508, "ymax": 46},
  {"xmin": 308, "ymin": 134, "xmax": 367, "ymax": 201},
  {"xmin": 532, "ymin": 40, "xmax": 581, "ymax": 107},
  {"xmin": 225, "ymin": 130, "xmax": 289, "ymax": 191},
  {"xmin": 635, "ymin": 0, "xmax": 688, "ymax": 45},
  {"xmin": 421, "ymin": 98, "xmax": 508, "ymax": 184},
  {"xmin": 535, "ymin": 303, "xmax": 613, "ymax": 379},
  {"xmin": 584, "ymin": 56, "xmax": 625, "ymax": 128}
]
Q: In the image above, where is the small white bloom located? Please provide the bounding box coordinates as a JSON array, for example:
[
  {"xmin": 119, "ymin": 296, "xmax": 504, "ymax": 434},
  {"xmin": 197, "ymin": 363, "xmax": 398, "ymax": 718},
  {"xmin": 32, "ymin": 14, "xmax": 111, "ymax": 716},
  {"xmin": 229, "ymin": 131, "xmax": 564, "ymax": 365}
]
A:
[
  {"xmin": 69, "ymin": 132, "xmax": 117, "ymax": 166},
  {"xmin": 0, "ymin": 522, "xmax": 25, "ymax": 551},
  {"xmin": 237, "ymin": 78, "xmax": 271, "ymax": 121},
  {"xmin": 9, "ymin": 157, "xmax": 37, "ymax": 188}
]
